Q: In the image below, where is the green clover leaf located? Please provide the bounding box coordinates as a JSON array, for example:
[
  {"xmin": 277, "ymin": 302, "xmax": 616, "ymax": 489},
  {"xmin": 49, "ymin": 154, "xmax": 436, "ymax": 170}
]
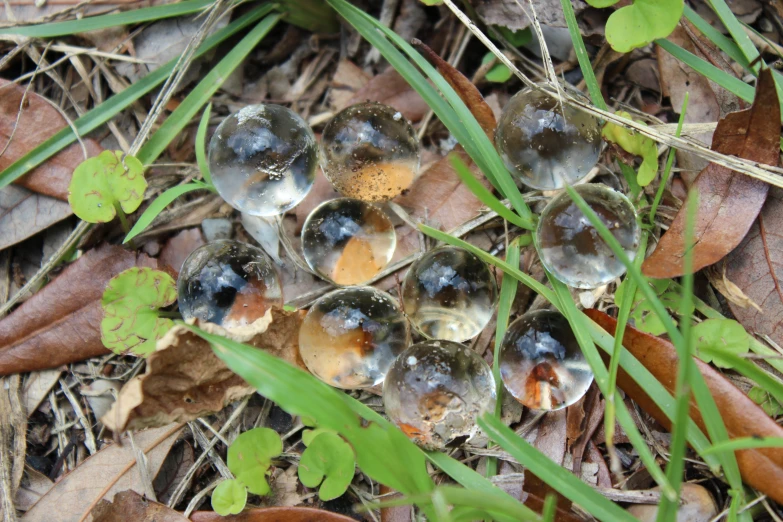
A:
[
  {"xmin": 227, "ymin": 427, "xmax": 282, "ymax": 496},
  {"xmin": 100, "ymin": 267, "xmax": 177, "ymax": 356},
  {"xmin": 211, "ymin": 479, "xmax": 247, "ymax": 516},
  {"xmin": 602, "ymin": 111, "xmax": 659, "ymax": 186},
  {"xmin": 749, "ymin": 387, "xmax": 783, "ymax": 417},
  {"xmin": 691, "ymin": 319, "xmax": 750, "ymax": 369},
  {"xmin": 298, "ymin": 431, "xmax": 355, "ymax": 501},
  {"xmin": 586, "ymin": 0, "xmax": 684, "ymax": 52},
  {"xmin": 481, "ymin": 53, "xmax": 512, "ymax": 83},
  {"xmin": 616, "ymin": 278, "xmax": 677, "ymax": 336},
  {"xmin": 68, "ymin": 150, "xmax": 146, "ymax": 223}
]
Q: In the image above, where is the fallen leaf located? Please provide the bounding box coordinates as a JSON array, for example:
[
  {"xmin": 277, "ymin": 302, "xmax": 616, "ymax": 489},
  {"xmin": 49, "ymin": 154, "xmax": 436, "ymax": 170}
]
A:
[
  {"xmin": 642, "ymin": 68, "xmax": 780, "ymax": 278},
  {"xmin": 626, "ymin": 483, "xmax": 717, "ymax": 522},
  {"xmin": 585, "ymin": 308, "xmax": 783, "ymax": 504},
  {"xmin": 521, "ymin": 471, "xmax": 581, "ymax": 522},
  {"xmin": 474, "ymin": 0, "xmax": 588, "ymax": 31},
  {"xmin": 91, "ymin": 490, "xmax": 188, "ymax": 522},
  {"xmin": 14, "ymin": 467, "xmax": 53, "ymax": 512},
  {"xmin": 726, "ymin": 187, "xmax": 783, "ymax": 346},
  {"xmin": 102, "ymin": 309, "xmax": 305, "ymax": 432},
  {"xmin": 0, "ymin": 244, "xmax": 157, "ymax": 376},
  {"xmin": 347, "ymin": 67, "xmax": 429, "ymax": 123},
  {"xmin": 327, "ymin": 59, "xmax": 372, "ymax": 112},
  {"xmin": 190, "ymin": 507, "xmax": 357, "ymax": 522},
  {"xmin": 158, "ymin": 228, "xmax": 206, "ymax": 277},
  {"xmin": 0, "ymin": 0, "xmax": 172, "ymax": 24},
  {"xmin": 0, "ymin": 78, "xmax": 102, "ymax": 200},
  {"xmin": 533, "ymin": 409, "xmax": 567, "ymax": 466},
  {"xmin": 0, "ymin": 185, "xmax": 72, "ymax": 251},
  {"xmin": 23, "ymin": 423, "xmax": 183, "ymax": 522},
  {"xmin": 22, "ymin": 369, "xmax": 62, "ymax": 416}
]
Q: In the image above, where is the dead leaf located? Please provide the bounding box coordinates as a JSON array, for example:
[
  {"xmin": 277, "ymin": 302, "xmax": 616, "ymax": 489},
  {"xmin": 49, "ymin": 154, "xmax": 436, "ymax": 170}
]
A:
[
  {"xmin": 533, "ymin": 409, "xmax": 567, "ymax": 466},
  {"xmin": 474, "ymin": 0, "xmax": 588, "ymax": 31},
  {"xmin": 14, "ymin": 467, "xmax": 53, "ymax": 512},
  {"xmin": 153, "ymin": 440, "xmax": 194, "ymax": 505},
  {"xmin": 586, "ymin": 308, "xmax": 783, "ymax": 504},
  {"xmin": 347, "ymin": 67, "xmax": 429, "ymax": 123},
  {"xmin": 190, "ymin": 507, "xmax": 357, "ymax": 522},
  {"xmin": 521, "ymin": 471, "xmax": 581, "ymax": 522},
  {"xmin": 626, "ymin": 483, "xmax": 717, "ymax": 522},
  {"xmin": 22, "ymin": 369, "xmax": 62, "ymax": 416},
  {"xmin": 642, "ymin": 68, "xmax": 780, "ymax": 279},
  {"xmin": 0, "ymin": 245, "xmax": 157, "ymax": 376},
  {"xmin": 0, "ymin": 185, "xmax": 73, "ymax": 251},
  {"xmin": 0, "ymin": 78, "xmax": 102, "ymax": 200},
  {"xmin": 102, "ymin": 309, "xmax": 305, "ymax": 433},
  {"xmin": 726, "ymin": 187, "xmax": 783, "ymax": 346},
  {"xmin": 0, "ymin": 0, "xmax": 173, "ymax": 24},
  {"xmin": 327, "ymin": 59, "xmax": 372, "ymax": 112},
  {"xmin": 158, "ymin": 228, "xmax": 206, "ymax": 278},
  {"xmin": 23, "ymin": 423, "xmax": 183, "ymax": 522},
  {"xmin": 91, "ymin": 490, "xmax": 188, "ymax": 522},
  {"xmin": 705, "ymin": 263, "xmax": 761, "ymax": 312}
]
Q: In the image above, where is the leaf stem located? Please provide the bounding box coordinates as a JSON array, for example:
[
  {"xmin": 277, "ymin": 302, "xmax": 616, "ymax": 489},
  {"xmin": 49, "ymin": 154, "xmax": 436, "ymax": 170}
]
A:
[
  {"xmin": 114, "ymin": 202, "xmax": 130, "ymax": 235},
  {"xmin": 650, "ymin": 93, "xmax": 689, "ymax": 225}
]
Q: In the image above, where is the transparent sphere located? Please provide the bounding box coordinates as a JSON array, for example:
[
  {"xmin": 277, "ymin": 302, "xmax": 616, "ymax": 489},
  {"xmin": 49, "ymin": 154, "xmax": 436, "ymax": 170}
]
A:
[
  {"xmin": 536, "ymin": 184, "xmax": 640, "ymax": 289},
  {"xmin": 500, "ymin": 310, "xmax": 593, "ymax": 411},
  {"xmin": 177, "ymin": 240, "xmax": 283, "ymax": 329},
  {"xmin": 320, "ymin": 102, "xmax": 420, "ymax": 201},
  {"xmin": 495, "ymin": 88, "xmax": 601, "ymax": 190},
  {"xmin": 302, "ymin": 198, "xmax": 395, "ymax": 286},
  {"xmin": 383, "ymin": 340, "xmax": 496, "ymax": 450},
  {"xmin": 402, "ymin": 246, "xmax": 497, "ymax": 342},
  {"xmin": 208, "ymin": 104, "xmax": 317, "ymax": 216},
  {"xmin": 299, "ymin": 287, "xmax": 411, "ymax": 390}
]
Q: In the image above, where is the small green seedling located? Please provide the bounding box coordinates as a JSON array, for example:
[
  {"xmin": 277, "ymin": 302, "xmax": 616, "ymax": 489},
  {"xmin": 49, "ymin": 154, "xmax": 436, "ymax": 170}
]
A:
[
  {"xmin": 100, "ymin": 267, "xmax": 177, "ymax": 356},
  {"xmin": 481, "ymin": 53, "xmax": 512, "ymax": 83},
  {"xmin": 615, "ymin": 278, "xmax": 686, "ymax": 336},
  {"xmin": 585, "ymin": 0, "xmax": 684, "ymax": 52},
  {"xmin": 298, "ymin": 431, "xmax": 356, "ymax": 501},
  {"xmin": 691, "ymin": 318, "xmax": 750, "ymax": 369},
  {"xmin": 749, "ymin": 387, "xmax": 783, "ymax": 417},
  {"xmin": 68, "ymin": 150, "xmax": 146, "ymax": 230},
  {"xmin": 495, "ymin": 26, "xmax": 532, "ymax": 47},
  {"xmin": 228, "ymin": 427, "xmax": 283, "ymax": 496},
  {"xmin": 602, "ymin": 111, "xmax": 659, "ymax": 187},
  {"xmin": 211, "ymin": 479, "xmax": 247, "ymax": 516}
]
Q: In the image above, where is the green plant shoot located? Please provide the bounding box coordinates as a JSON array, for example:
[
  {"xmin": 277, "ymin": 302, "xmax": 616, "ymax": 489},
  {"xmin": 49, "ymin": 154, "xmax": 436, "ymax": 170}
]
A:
[
  {"xmin": 691, "ymin": 319, "xmax": 750, "ymax": 369},
  {"xmin": 227, "ymin": 427, "xmax": 283, "ymax": 496},
  {"xmin": 211, "ymin": 479, "xmax": 247, "ymax": 516},
  {"xmin": 481, "ymin": 53, "xmax": 513, "ymax": 83},
  {"xmin": 586, "ymin": 0, "xmax": 684, "ymax": 52},
  {"xmin": 602, "ymin": 111, "xmax": 659, "ymax": 186},
  {"xmin": 299, "ymin": 431, "xmax": 356, "ymax": 501}
]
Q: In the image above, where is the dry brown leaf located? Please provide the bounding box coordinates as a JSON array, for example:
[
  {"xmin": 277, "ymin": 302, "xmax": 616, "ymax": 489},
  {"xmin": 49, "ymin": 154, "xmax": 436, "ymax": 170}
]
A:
[
  {"xmin": 0, "ymin": 0, "xmax": 173, "ymax": 23},
  {"xmin": 474, "ymin": 0, "xmax": 588, "ymax": 31},
  {"xmin": 642, "ymin": 68, "xmax": 780, "ymax": 279},
  {"xmin": 704, "ymin": 263, "xmax": 761, "ymax": 312},
  {"xmin": 0, "ymin": 78, "xmax": 102, "ymax": 200},
  {"xmin": 102, "ymin": 308, "xmax": 305, "ymax": 433},
  {"xmin": 327, "ymin": 59, "xmax": 372, "ymax": 112},
  {"xmin": 158, "ymin": 228, "xmax": 206, "ymax": 277},
  {"xmin": 726, "ymin": 187, "xmax": 783, "ymax": 346},
  {"xmin": 0, "ymin": 244, "xmax": 157, "ymax": 376},
  {"xmin": 91, "ymin": 490, "xmax": 188, "ymax": 522},
  {"xmin": 0, "ymin": 185, "xmax": 73, "ymax": 251},
  {"xmin": 347, "ymin": 67, "xmax": 429, "ymax": 123},
  {"xmin": 191, "ymin": 508, "xmax": 356, "ymax": 522},
  {"xmin": 533, "ymin": 408, "xmax": 567, "ymax": 466},
  {"xmin": 23, "ymin": 423, "xmax": 183, "ymax": 522},
  {"xmin": 586, "ymin": 309, "xmax": 783, "ymax": 504}
]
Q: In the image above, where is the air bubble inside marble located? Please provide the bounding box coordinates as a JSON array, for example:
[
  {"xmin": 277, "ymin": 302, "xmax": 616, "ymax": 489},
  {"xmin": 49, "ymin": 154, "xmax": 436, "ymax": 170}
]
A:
[
  {"xmin": 495, "ymin": 88, "xmax": 600, "ymax": 190},
  {"xmin": 302, "ymin": 198, "xmax": 395, "ymax": 285},
  {"xmin": 500, "ymin": 310, "xmax": 593, "ymax": 410},
  {"xmin": 208, "ymin": 104, "xmax": 317, "ymax": 216},
  {"xmin": 320, "ymin": 102, "xmax": 420, "ymax": 201},
  {"xmin": 299, "ymin": 287, "xmax": 410, "ymax": 390},
  {"xmin": 383, "ymin": 340, "xmax": 495, "ymax": 450},
  {"xmin": 402, "ymin": 246, "xmax": 497, "ymax": 342},
  {"xmin": 536, "ymin": 183, "xmax": 640, "ymax": 289},
  {"xmin": 177, "ymin": 240, "xmax": 283, "ymax": 330}
]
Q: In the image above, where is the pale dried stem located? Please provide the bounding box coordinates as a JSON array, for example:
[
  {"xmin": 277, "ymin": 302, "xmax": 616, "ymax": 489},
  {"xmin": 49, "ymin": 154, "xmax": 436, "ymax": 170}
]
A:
[
  {"xmin": 58, "ymin": 379, "xmax": 97, "ymax": 455},
  {"xmin": 128, "ymin": 432, "xmax": 157, "ymax": 502}
]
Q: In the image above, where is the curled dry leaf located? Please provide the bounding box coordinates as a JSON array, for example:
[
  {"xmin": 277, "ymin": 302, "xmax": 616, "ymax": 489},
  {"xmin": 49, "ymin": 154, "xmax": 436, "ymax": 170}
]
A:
[
  {"xmin": 102, "ymin": 308, "xmax": 305, "ymax": 433},
  {"xmin": 23, "ymin": 423, "xmax": 182, "ymax": 522},
  {"xmin": 190, "ymin": 507, "xmax": 357, "ymax": 522},
  {"xmin": 585, "ymin": 308, "xmax": 783, "ymax": 504},
  {"xmin": 0, "ymin": 244, "xmax": 157, "ymax": 376},
  {"xmin": 91, "ymin": 490, "xmax": 188, "ymax": 522},
  {"xmin": 642, "ymin": 68, "xmax": 780, "ymax": 279},
  {"xmin": 0, "ymin": 185, "xmax": 73, "ymax": 251}
]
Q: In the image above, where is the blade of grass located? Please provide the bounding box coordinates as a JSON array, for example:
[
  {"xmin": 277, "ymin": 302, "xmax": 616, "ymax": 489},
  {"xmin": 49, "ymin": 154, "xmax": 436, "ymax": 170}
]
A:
[
  {"xmin": 0, "ymin": 0, "xmax": 213, "ymax": 37},
  {"xmin": 136, "ymin": 14, "xmax": 280, "ymax": 165},
  {"xmin": 0, "ymin": 5, "xmax": 272, "ymax": 189},
  {"xmin": 705, "ymin": 0, "xmax": 760, "ymax": 71},
  {"xmin": 541, "ymin": 495, "xmax": 556, "ymax": 522},
  {"xmin": 650, "ymin": 93, "xmax": 688, "ymax": 225},
  {"xmin": 124, "ymin": 181, "xmax": 213, "ymax": 243},
  {"xmin": 697, "ymin": 347, "xmax": 783, "ymax": 406},
  {"xmin": 558, "ymin": 0, "xmax": 607, "ymax": 111},
  {"xmin": 703, "ymin": 437, "xmax": 783, "ymax": 455},
  {"xmin": 682, "ymin": 5, "xmax": 751, "ymax": 71},
  {"xmin": 196, "ymin": 103, "xmax": 213, "ymax": 186}
]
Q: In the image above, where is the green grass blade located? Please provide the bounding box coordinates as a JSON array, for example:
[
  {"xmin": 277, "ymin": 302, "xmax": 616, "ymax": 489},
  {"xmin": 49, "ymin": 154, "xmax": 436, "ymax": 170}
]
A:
[
  {"xmin": 0, "ymin": 5, "xmax": 272, "ymax": 189},
  {"xmin": 703, "ymin": 437, "xmax": 783, "ymax": 455},
  {"xmin": 0, "ymin": 0, "xmax": 213, "ymax": 37},
  {"xmin": 136, "ymin": 14, "xmax": 280, "ymax": 165},
  {"xmin": 559, "ymin": 0, "xmax": 607, "ymax": 111},
  {"xmin": 479, "ymin": 415, "xmax": 638, "ymax": 522},
  {"xmin": 196, "ymin": 103, "xmax": 213, "ymax": 186},
  {"xmin": 705, "ymin": 0, "xmax": 760, "ymax": 70},
  {"xmin": 682, "ymin": 6, "xmax": 752, "ymax": 71},
  {"xmin": 124, "ymin": 182, "xmax": 212, "ymax": 243},
  {"xmin": 650, "ymin": 93, "xmax": 688, "ymax": 225},
  {"xmin": 698, "ymin": 347, "xmax": 783, "ymax": 406}
]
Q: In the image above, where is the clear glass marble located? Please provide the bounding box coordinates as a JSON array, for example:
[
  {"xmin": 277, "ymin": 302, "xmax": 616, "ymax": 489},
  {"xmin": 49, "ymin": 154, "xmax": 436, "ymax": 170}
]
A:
[
  {"xmin": 495, "ymin": 88, "xmax": 601, "ymax": 190},
  {"xmin": 402, "ymin": 246, "xmax": 497, "ymax": 342},
  {"xmin": 177, "ymin": 240, "xmax": 283, "ymax": 329},
  {"xmin": 500, "ymin": 310, "xmax": 593, "ymax": 411},
  {"xmin": 208, "ymin": 104, "xmax": 317, "ymax": 216},
  {"xmin": 536, "ymin": 184, "xmax": 640, "ymax": 289},
  {"xmin": 302, "ymin": 198, "xmax": 395, "ymax": 286},
  {"xmin": 320, "ymin": 102, "xmax": 420, "ymax": 201},
  {"xmin": 383, "ymin": 340, "xmax": 495, "ymax": 450},
  {"xmin": 299, "ymin": 287, "xmax": 411, "ymax": 390}
]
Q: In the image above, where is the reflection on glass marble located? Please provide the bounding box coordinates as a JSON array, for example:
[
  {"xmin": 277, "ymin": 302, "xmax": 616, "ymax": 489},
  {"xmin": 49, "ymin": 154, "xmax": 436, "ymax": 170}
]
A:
[
  {"xmin": 536, "ymin": 184, "xmax": 640, "ymax": 289},
  {"xmin": 383, "ymin": 340, "xmax": 495, "ymax": 450},
  {"xmin": 320, "ymin": 102, "xmax": 420, "ymax": 201},
  {"xmin": 495, "ymin": 88, "xmax": 600, "ymax": 190},
  {"xmin": 208, "ymin": 104, "xmax": 317, "ymax": 216},
  {"xmin": 299, "ymin": 287, "xmax": 410, "ymax": 390},
  {"xmin": 177, "ymin": 240, "xmax": 283, "ymax": 330},
  {"xmin": 500, "ymin": 310, "xmax": 593, "ymax": 410},
  {"xmin": 302, "ymin": 198, "xmax": 395, "ymax": 286},
  {"xmin": 401, "ymin": 246, "xmax": 497, "ymax": 342}
]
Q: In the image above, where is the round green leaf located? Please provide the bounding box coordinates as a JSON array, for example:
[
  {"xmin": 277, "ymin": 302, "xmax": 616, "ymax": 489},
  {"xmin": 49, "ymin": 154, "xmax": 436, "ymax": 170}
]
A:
[
  {"xmin": 211, "ymin": 479, "xmax": 247, "ymax": 516},
  {"xmin": 100, "ymin": 267, "xmax": 177, "ymax": 356},
  {"xmin": 298, "ymin": 431, "xmax": 355, "ymax": 501},
  {"xmin": 227, "ymin": 427, "xmax": 282, "ymax": 496},
  {"xmin": 691, "ymin": 319, "xmax": 750, "ymax": 369},
  {"xmin": 481, "ymin": 53, "xmax": 512, "ymax": 83},
  {"xmin": 749, "ymin": 387, "xmax": 783, "ymax": 417},
  {"xmin": 601, "ymin": 112, "xmax": 659, "ymax": 187},
  {"xmin": 603, "ymin": 0, "xmax": 684, "ymax": 53},
  {"xmin": 68, "ymin": 150, "xmax": 146, "ymax": 223}
]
